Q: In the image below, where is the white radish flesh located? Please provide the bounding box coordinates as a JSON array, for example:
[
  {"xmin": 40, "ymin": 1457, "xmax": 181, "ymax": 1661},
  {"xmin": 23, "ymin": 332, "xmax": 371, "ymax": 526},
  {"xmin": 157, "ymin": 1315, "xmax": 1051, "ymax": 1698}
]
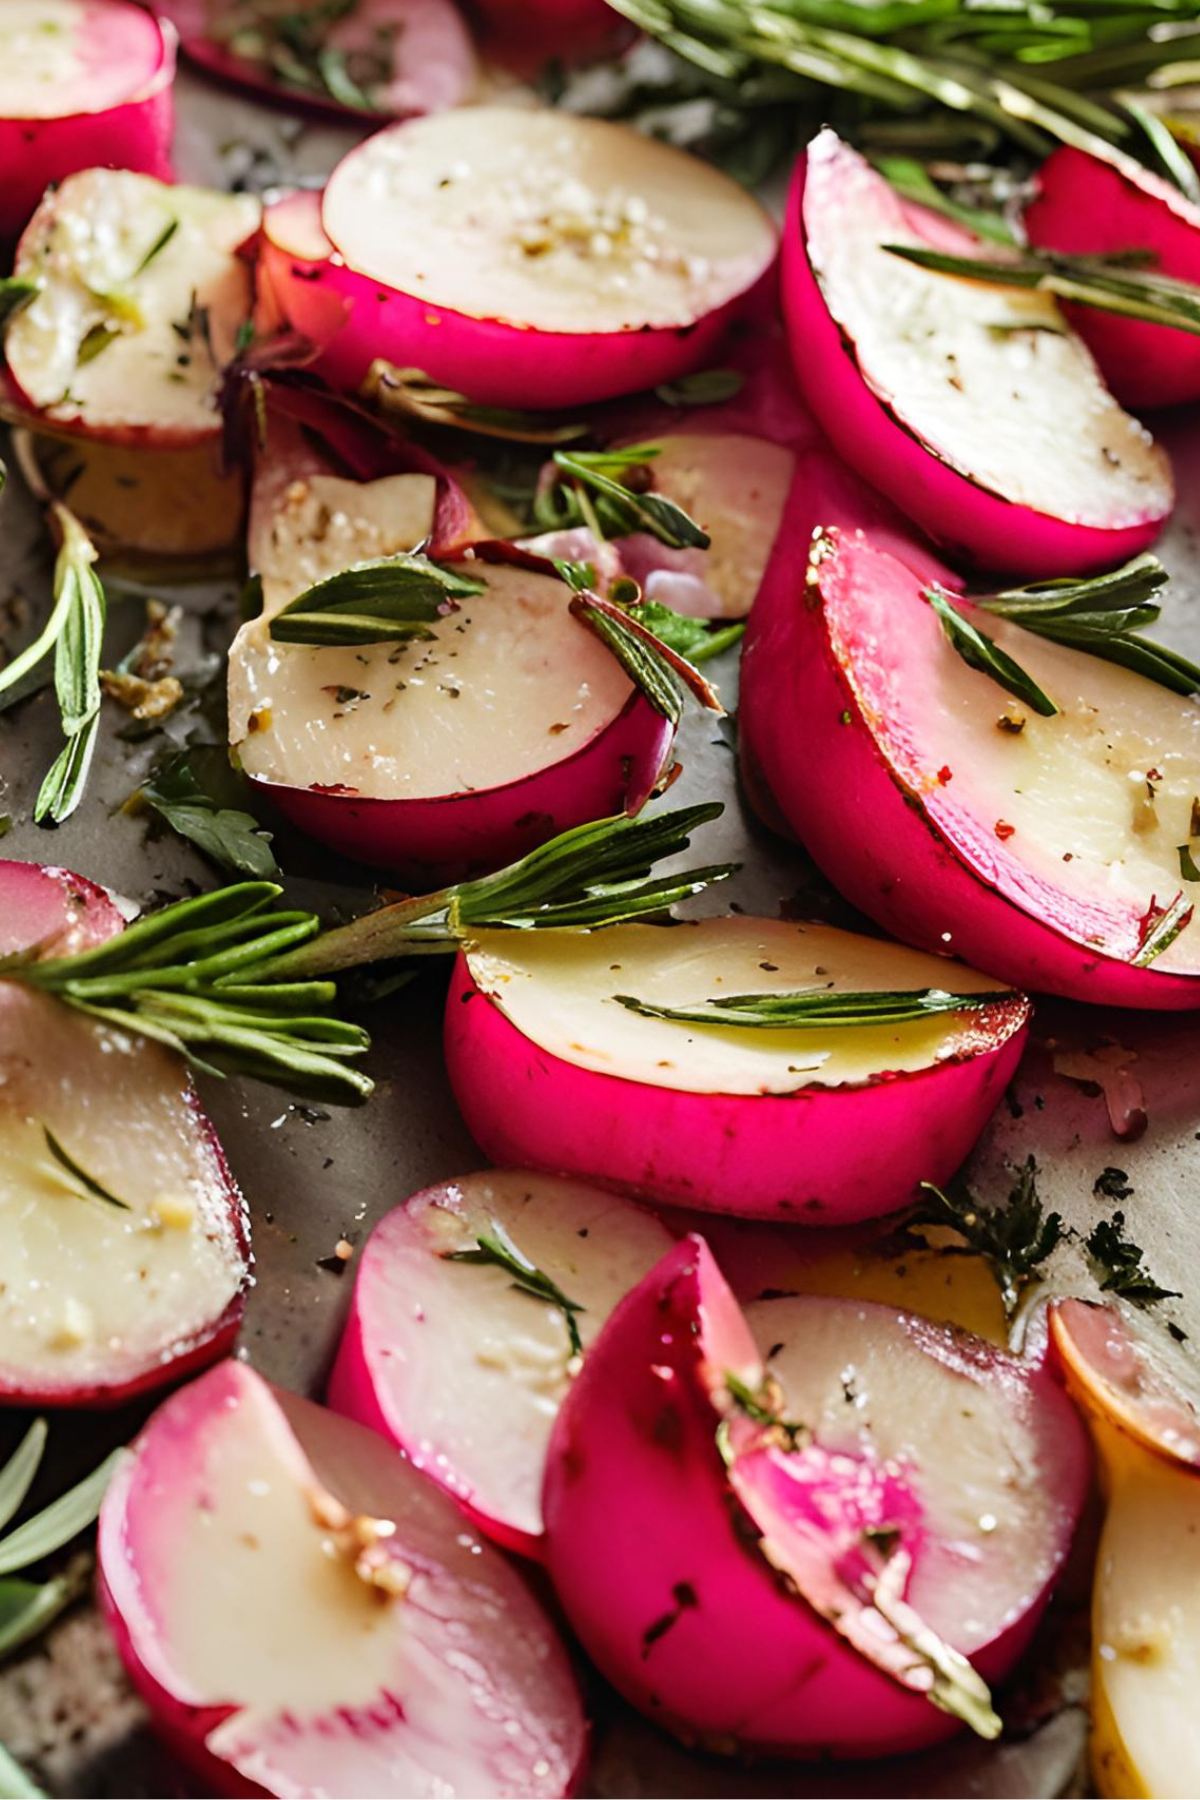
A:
[
  {"xmin": 0, "ymin": 0, "xmax": 165, "ymax": 116},
  {"xmin": 329, "ymin": 1170, "xmax": 676, "ymax": 1556},
  {"xmin": 7, "ymin": 171, "xmax": 259, "ymax": 444}
]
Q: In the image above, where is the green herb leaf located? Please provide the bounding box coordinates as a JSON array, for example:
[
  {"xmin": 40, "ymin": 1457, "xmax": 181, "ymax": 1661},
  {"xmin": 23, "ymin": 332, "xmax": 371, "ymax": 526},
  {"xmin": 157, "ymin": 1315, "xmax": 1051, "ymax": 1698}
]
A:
[
  {"xmin": 363, "ymin": 361, "xmax": 589, "ymax": 444},
  {"xmin": 910, "ymin": 1156, "xmax": 1066, "ymax": 1319},
  {"xmin": 569, "ymin": 589, "xmax": 724, "ymax": 724},
  {"xmin": 140, "ymin": 753, "xmax": 277, "ymax": 878},
  {"xmin": 446, "ymin": 1219, "xmax": 585, "ymax": 1355},
  {"xmin": 633, "ymin": 601, "xmax": 745, "ymax": 665},
  {"xmin": 871, "ymin": 156, "xmax": 1016, "ymax": 244},
  {"xmin": 615, "ymin": 985, "xmax": 1014, "ymax": 1029},
  {"xmin": 655, "ymin": 369, "xmax": 745, "ymax": 406},
  {"xmin": 723, "ymin": 1371, "xmax": 809, "ymax": 1450},
  {"xmin": 0, "ymin": 1562, "xmax": 90, "ymax": 1662},
  {"xmin": 132, "ymin": 218, "xmax": 179, "ymax": 276},
  {"xmin": 77, "ymin": 323, "xmax": 119, "ymax": 365},
  {"xmin": 1086, "ymin": 1210, "xmax": 1181, "ymax": 1306},
  {"xmin": 0, "ymin": 1425, "xmax": 46, "ymax": 1537},
  {"xmin": 928, "ymin": 588, "xmax": 1058, "ymax": 717},
  {"xmin": 0, "ymin": 1740, "xmax": 46, "ymax": 1798},
  {"xmin": 550, "ymin": 450, "xmax": 711, "ymax": 550},
  {"xmin": 269, "ymin": 553, "xmax": 483, "ymax": 648},
  {"xmin": 42, "ymin": 1127, "xmax": 132, "ymax": 1211},
  {"xmin": 0, "ymin": 278, "xmax": 39, "ymax": 330},
  {"xmin": 0, "ymin": 1447, "xmax": 121, "ymax": 1577},
  {"xmin": 1179, "ymin": 844, "xmax": 1200, "ymax": 883}
]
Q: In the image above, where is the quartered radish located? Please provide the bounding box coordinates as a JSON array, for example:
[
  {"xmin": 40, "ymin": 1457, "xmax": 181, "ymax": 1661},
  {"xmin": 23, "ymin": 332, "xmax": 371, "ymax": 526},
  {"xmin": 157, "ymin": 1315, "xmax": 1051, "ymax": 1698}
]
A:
[
  {"xmin": 328, "ymin": 1169, "xmax": 675, "ymax": 1557},
  {"xmin": 6, "ymin": 171, "xmax": 260, "ymax": 447},
  {"xmin": 0, "ymin": 856, "xmax": 123, "ymax": 958},
  {"xmin": 542, "ymin": 1237, "xmax": 1089, "ymax": 1759},
  {"xmin": 783, "ymin": 130, "xmax": 1173, "ymax": 574},
  {"xmin": 99, "ymin": 1361, "xmax": 587, "ymax": 1799},
  {"xmin": 752, "ymin": 527, "xmax": 1200, "ymax": 1005},
  {"xmin": 230, "ymin": 422, "xmax": 671, "ymax": 879},
  {"xmin": 469, "ymin": 0, "xmax": 634, "ymax": 74},
  {"xmin": 1025, "ymin": 145, "xmax": 1200, "ymax": 410},
  {"xmin": 0, "ymin": 0, "xmax": 176, "ymax": 240},
  {"xmin": 316, "ymin": 108, "xmax": 778, "ymax": 407},
  {"xmin": 158, "ymin": 0, "xmax": 475, "ymax": 122},
  {"xmin": 444, "ymin": 916, "xmax": 1030, "ymax": 1222}
]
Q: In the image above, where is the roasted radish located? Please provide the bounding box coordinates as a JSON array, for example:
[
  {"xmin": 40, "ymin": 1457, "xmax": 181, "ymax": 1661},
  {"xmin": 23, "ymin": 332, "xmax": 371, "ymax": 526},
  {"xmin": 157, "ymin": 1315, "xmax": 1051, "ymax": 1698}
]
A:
[
  {"xmin": 783, "ymin": 130, "xmax": 1173, "ymax": 573},
  {"xmin": 743, "ymin": 527, "xmax": 1200, "ymax": 1005},
  {"xmin": 0, "ymin": 0, "xmax": 176, "ymax": 241},
  {"xmin": 5, "ymin": 171, "xmax": 260, "ymax": 446},
  {"xmin": 0, "ymin": 856, "xmax": 123, "ymax": 957},
  {"xmin": 99, "ymin": 1360, "xmax": 586, "ymax": 1798},
  {"xmin": 444, "ymin": 916, "xmax": 1030, "ymax": 1222},
  {"xmin": 312, "ymin": 108, "xmax": 777, "ymax": 407},
  {"xmin": 542, "ymin": 1238, "xmax": 1089, "ymax": 1758},
  {"xmin": 158, "ymin": 0, "xmax": 475, "ymax": 121},
  {"xmin": 469, "ymin": 0, "xmax": 634, "ymax": 73},
  {"xmin": 329, "ymin": 1169, "xmax": 675, "ymax": 1557}
]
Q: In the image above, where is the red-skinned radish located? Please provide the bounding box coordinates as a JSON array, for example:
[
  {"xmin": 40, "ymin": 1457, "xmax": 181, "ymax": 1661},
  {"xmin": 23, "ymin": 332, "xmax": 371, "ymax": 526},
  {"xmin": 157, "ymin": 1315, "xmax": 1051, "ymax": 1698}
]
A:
[
  {"xmin": 783, "ymin": 130, "xmax": 1173, "ymax": 574},
  {"xmin": 310, "ymin": 108, "xmax": 777, "ymax": 408},
  {"xmin": 542, "ymin": 1237, "xmax": 1089, "ymax": 1758},
  {"xmin": 744, "ymin": 526, "xmax": 1200, "ymax": 1006},
  {"xmin": 1025, "ymin": 145, "xmax": 1200, "ymax": 410},
  {"xmin": 0, "ymin": 862, "xmax": 250, "ymax": 1408},
  {"xmin": 99, "ymin": 1360, "xmax": 587, "ymax": 1799},
  {"xmin": 329, "ymin": 1169, "xmax": 675, "ymax": 1558},
  {"xmin": 157, "ymin": 0, "xmax": 475, "ymax": 122},
  {"xmin": 5, "ymin": 171, "xmax": 260, "ymax": 448},
  {"xmin": 443, "ymin": 916, "xmax": 1030, "ymax": 1223},
  {"xmin": 468, "ymin": 0, "xmax": 635, "ymax": 74},
  {"xmin": 0, "ymin": 1, "xmax": 176, "ymax": 241}
]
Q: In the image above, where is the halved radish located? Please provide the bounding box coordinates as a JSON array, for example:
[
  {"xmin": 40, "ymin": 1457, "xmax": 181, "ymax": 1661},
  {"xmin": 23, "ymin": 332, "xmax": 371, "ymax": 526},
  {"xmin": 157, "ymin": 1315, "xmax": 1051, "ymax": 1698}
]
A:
[
  {"xmin": 542, "ymin": 1237, "xmax": 1089, "ymax": 1758},
  {"xmin": 1050, "ymin": 1298, "xmax": 1200, "ymax": 1470},
  {"xmin": 468, "ymin": 0, "xmax": 634, "ymax": 74},
  {"xmin": 783, "ymin": 130, "xmax": 1173, "ymax": 574},
  {"xmin": 5, "ymin": 171, "xmax": 260, "ymax": 447},
  {"xmin": 1025, "ymin": 146, "xmax": 1200, "ymax": 411},
  {"xmin": 230, "ymin": 417, "xmax": 672, "ymax": 880},
  {"xmin": 443, "ymin": 915, "xmax": 1030, "ymax": 1222},
  {"xmin": 99, "ymin": 1360, "xmax": 587, "ymax": 1798},
  {"xmin": 0, "ymin": 856, "xmax": 123, "ymax": 957},
  {"xmin": 158, "ymin": 0, "xmax": 475, "ymax": 122},
  {"xmin": 316, "ymin": 108, "xmax": 778, "ymax": 407},
  {"xmin": 748, "ymin": 526, "xmax": 1200, "ymax": 1005},
  {"xmin": 329, "ymin": 1169, "xmax": 675, "ymax": 1558},
  {"xmin": 0, "ymin": 0, "xmax": 176, "ymax": 241}
]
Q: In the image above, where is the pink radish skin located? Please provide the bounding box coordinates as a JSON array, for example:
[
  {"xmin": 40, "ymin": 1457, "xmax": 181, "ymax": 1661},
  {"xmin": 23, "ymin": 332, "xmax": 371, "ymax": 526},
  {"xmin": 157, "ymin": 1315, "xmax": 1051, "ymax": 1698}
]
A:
[
  {"xmin": 743, "ymin": 527, "xmax": 1200, "ymax": 1006},
  {"xmin": 542, "ymin": 1238, "xmax": 1089, "ymax": 1759},
  {"xmin": 0, "ymin": 857, "xmax": 124, "ymax": 958},
  {"xmin": 0, "ymin": 2, "xmax": 176, "ymax": 241},
  {"xmin": 157, "ymin": 0, "xmax": 474, "ymax": 123},
  {"xmin": 1025, "ymin": 146, "xmax": 1200, "ymax": 409},
  {"xmin": 329, "ymin": 1170, "xmax": 676, "ymax": 1559},
  {"xmin": 98, "ymin": 1361, "xmax": 587, "ymax": 1799},
  {"xmin": 442, "ymin": 931, "xmax": 1030, "ymax": 1224},
  {"xmin": 783, "ymin": 131, "xmax": 1172, "ymax": 574}
]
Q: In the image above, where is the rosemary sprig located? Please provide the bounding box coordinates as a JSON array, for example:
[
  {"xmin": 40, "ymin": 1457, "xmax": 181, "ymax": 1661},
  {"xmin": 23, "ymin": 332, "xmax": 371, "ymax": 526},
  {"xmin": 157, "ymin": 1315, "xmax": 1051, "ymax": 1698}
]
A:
[
  {"xmin": 0, "ymin": 504, "xmax": 108, "ymax": 824},
  {"xmin": 927, "ymin": 589, "xmax": 1058, "ymax": 717},
  {"xmin": 268, "ymin": 554, "xmax": 483, "ymax": 648},
  {"xmin": 42, "ymin": 1128, "xmax": 131, "ymax": 1212},
  {"xmin": 0, "ymin": 884, "xmax": 373, "ymax": 1106},
  {"xmin": 541, "ymin": 448, "xmax": 711, "ymax": 551},
  {"xmin": 446, "ymin": 1220, "xmax": 585, "ymax": 1355},
  {"xmin": 884, "ymin": 242, "xmax": 1200, "ymax": 339},
  {"xmin": 615, "ymin": 986, "xmax": 1014, "ymax": 1028},
  {"xmin": 214, "ymin": 0, "xmax": 386, "ymax": 112},
  {"xmin": 910, "ymin": 1157, "xmax": 1066, "ymax": 1319}
]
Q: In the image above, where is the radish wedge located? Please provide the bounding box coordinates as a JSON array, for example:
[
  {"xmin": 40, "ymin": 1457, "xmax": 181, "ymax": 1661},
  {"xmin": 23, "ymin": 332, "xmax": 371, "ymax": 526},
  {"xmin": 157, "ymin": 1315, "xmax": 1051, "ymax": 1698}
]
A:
[
  {"xmin": 444, "ymin": 916, "xmax": 1030, "ymax": 1223},
  {"xmin": 783, "ymin": 130, "xmax": 1172, "ymax": 574},
  {"xmin": 1050, "ymin": 1297, "xmax": 1200, "ymax": 1470},
  {"xmin": 1025, "ymin": 146, "xmax": 1200, "ymax": 410},
  {"xmin": 611, "ymin": 433, "xmax": 797, "ymax": 620},
  {"xmin": 6, "ymin": 171, "xmax": 260, "ymax": 447},
  {"xmin": 99, "ymin": 1360, "xmax": 586, "ymax": 1798},
  {"xmin": 0, "ymin": 857, "xmax": 123, "ymax": 958},
  {"xmin": 755, "ymin": 527, "xmax": 1200, "ymax": 1005},
  {"xmin": 328, "ymin": 1169, "xmax": 675, "ymax": 1557},
  {"xmin": 317, "ymin": 108, "xmax": 778, "ymax": 407},
  {"xmin": 158, "ymin": 0, "xmax": 475, "ymax": 122},
  {"xmin": 542, "ymin": 1238, "xmax": 1088, "ymax": 1758},
  {"xmin": 230, "ymin": 459, "xmax": 671, "ymax": 879},
  {"xmin": 0, "ymin": 1, "xmax": 176, "ymax": 241}
]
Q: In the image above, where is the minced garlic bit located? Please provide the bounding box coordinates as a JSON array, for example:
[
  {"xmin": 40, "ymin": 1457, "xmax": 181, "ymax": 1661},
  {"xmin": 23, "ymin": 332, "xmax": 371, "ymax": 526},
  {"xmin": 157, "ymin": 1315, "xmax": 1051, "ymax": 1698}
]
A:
[
  {"xmin": 151, "ymin": 1193, "xmax": 195, "ymax": 1232},
  {"xmin": 505, "ymin": 175, "xmax": 699, "ymax": 283},
  {"xmin": 308, "ymin": 1487, "xmax": 411, "ymax": 1599},
  {"xmin": 50, "ymin": 1296, "xmax": 93, "ymax": 1350}
]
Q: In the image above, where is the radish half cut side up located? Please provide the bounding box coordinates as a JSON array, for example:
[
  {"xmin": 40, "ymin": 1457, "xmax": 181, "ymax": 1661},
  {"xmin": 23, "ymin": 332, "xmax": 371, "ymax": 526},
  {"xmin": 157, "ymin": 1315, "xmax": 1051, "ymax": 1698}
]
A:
[
  {"xmin": 752, "ymin": 526, "xmax": 1200, "ymax": 1006},
  {"xmin": 329, "ymin": 1170, "xmax": 676, "ymax": 1559},
  {"xmin": 157, "ymin": 0, "xmax": 475, "ymax": 123},
  {"xmin": 443, "ymin": 916, "xmax": 1030, "ymax": 1223},
  {"xmin": 99, "ymin": 1361, "xmax": 587, "ymax": 1799},
  {"xmin": 0, "ymin": 862, "xmax": 249, "ymax": 1408},
  {"xmin": 542, "ymin": 1238, "xmax": 1089, "ymax": 1759},
  {"xmin": 5, "ymin": 171, "xmax": 260, "ymax": 448},
  {"xmin": 783, "ymin": 130, "xmax": 1173, "ymax": 575},
  {"xmin": 230, "ymin": 423, "xmax": 671, "ymax": 881},
  {"xmin": 317, "ymin": 108, "xmax": 779, "ymax": 408},
  {"xmin": 0, "ymin": 0, "xmax": 176, "ymax": 242},
  {"xmin": 1025, "ymin": 146, "xmax": 1200, "ymax": 410}
]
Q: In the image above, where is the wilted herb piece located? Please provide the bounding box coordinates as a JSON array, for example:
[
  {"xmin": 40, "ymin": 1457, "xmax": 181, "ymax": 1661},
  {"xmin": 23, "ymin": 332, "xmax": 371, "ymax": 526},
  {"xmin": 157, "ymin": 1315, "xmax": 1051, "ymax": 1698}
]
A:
[
  {"xmin": 569, "ymin": 588, "xmax": 724, "ymax": 725},
  {"xmin": 911, "ymin": 1157, "xmax": 1066, "ymax": 1319},
  {"xmin": 446, "ymin": 1219, "xmax": 584, "ymax": 1355},
  {"xmin": 42, "ymin": 1127, "xmax": 131, "ymax": 1212},
  {"xmin": 269, "ymin": 553, "xmax": 483, "ymax": 647},
  {"xmin": 77, "ymin": 323, "xmax": 119, "ymax": 366},
  {"xmin": 0, "ymin": 278, "xmax": 38, "ymax": 330},
  {"xmin": 133, "ymin": 218, "xmax": 179, "ymax": 276},
  {"xmin": 139, "ymin": 753, "xmax": 278, "ymax": 879},
  {"xmin": 1094, "ymin": 1166, "xmax": 1133, "ymax": 1202},
  {"xmin": 1133, "ymin": 892, "xmax": 1194, "ymax": 967},
  {"xmin": 723, "ymin": 1371, "xmax": 809, "ymax": 1451},
  {"xmin": 617, "ymin": 986, "xmax": 1012, "ymax": 1029},
  {"xmin": 363, "ymin": 361, "xmax": 589, "ymax": 444},
  {"xmin": 927, "ymin": 589, "xmax": 1058, "ymax": 718},
  {"xmin": 655, "ymin": 368, "xmax": 745, "ymax": 406},
  {"xmin": 1179, "ymin": 844, "xmax": 1200, "ymax": 883},
  {"xmin": 545, "ymin": 448, "xmax": 711, "ymax": 551},
  {"xmin": 1086, "ymin": 1211, "xmax": 1180, "ymax": 1306}
]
